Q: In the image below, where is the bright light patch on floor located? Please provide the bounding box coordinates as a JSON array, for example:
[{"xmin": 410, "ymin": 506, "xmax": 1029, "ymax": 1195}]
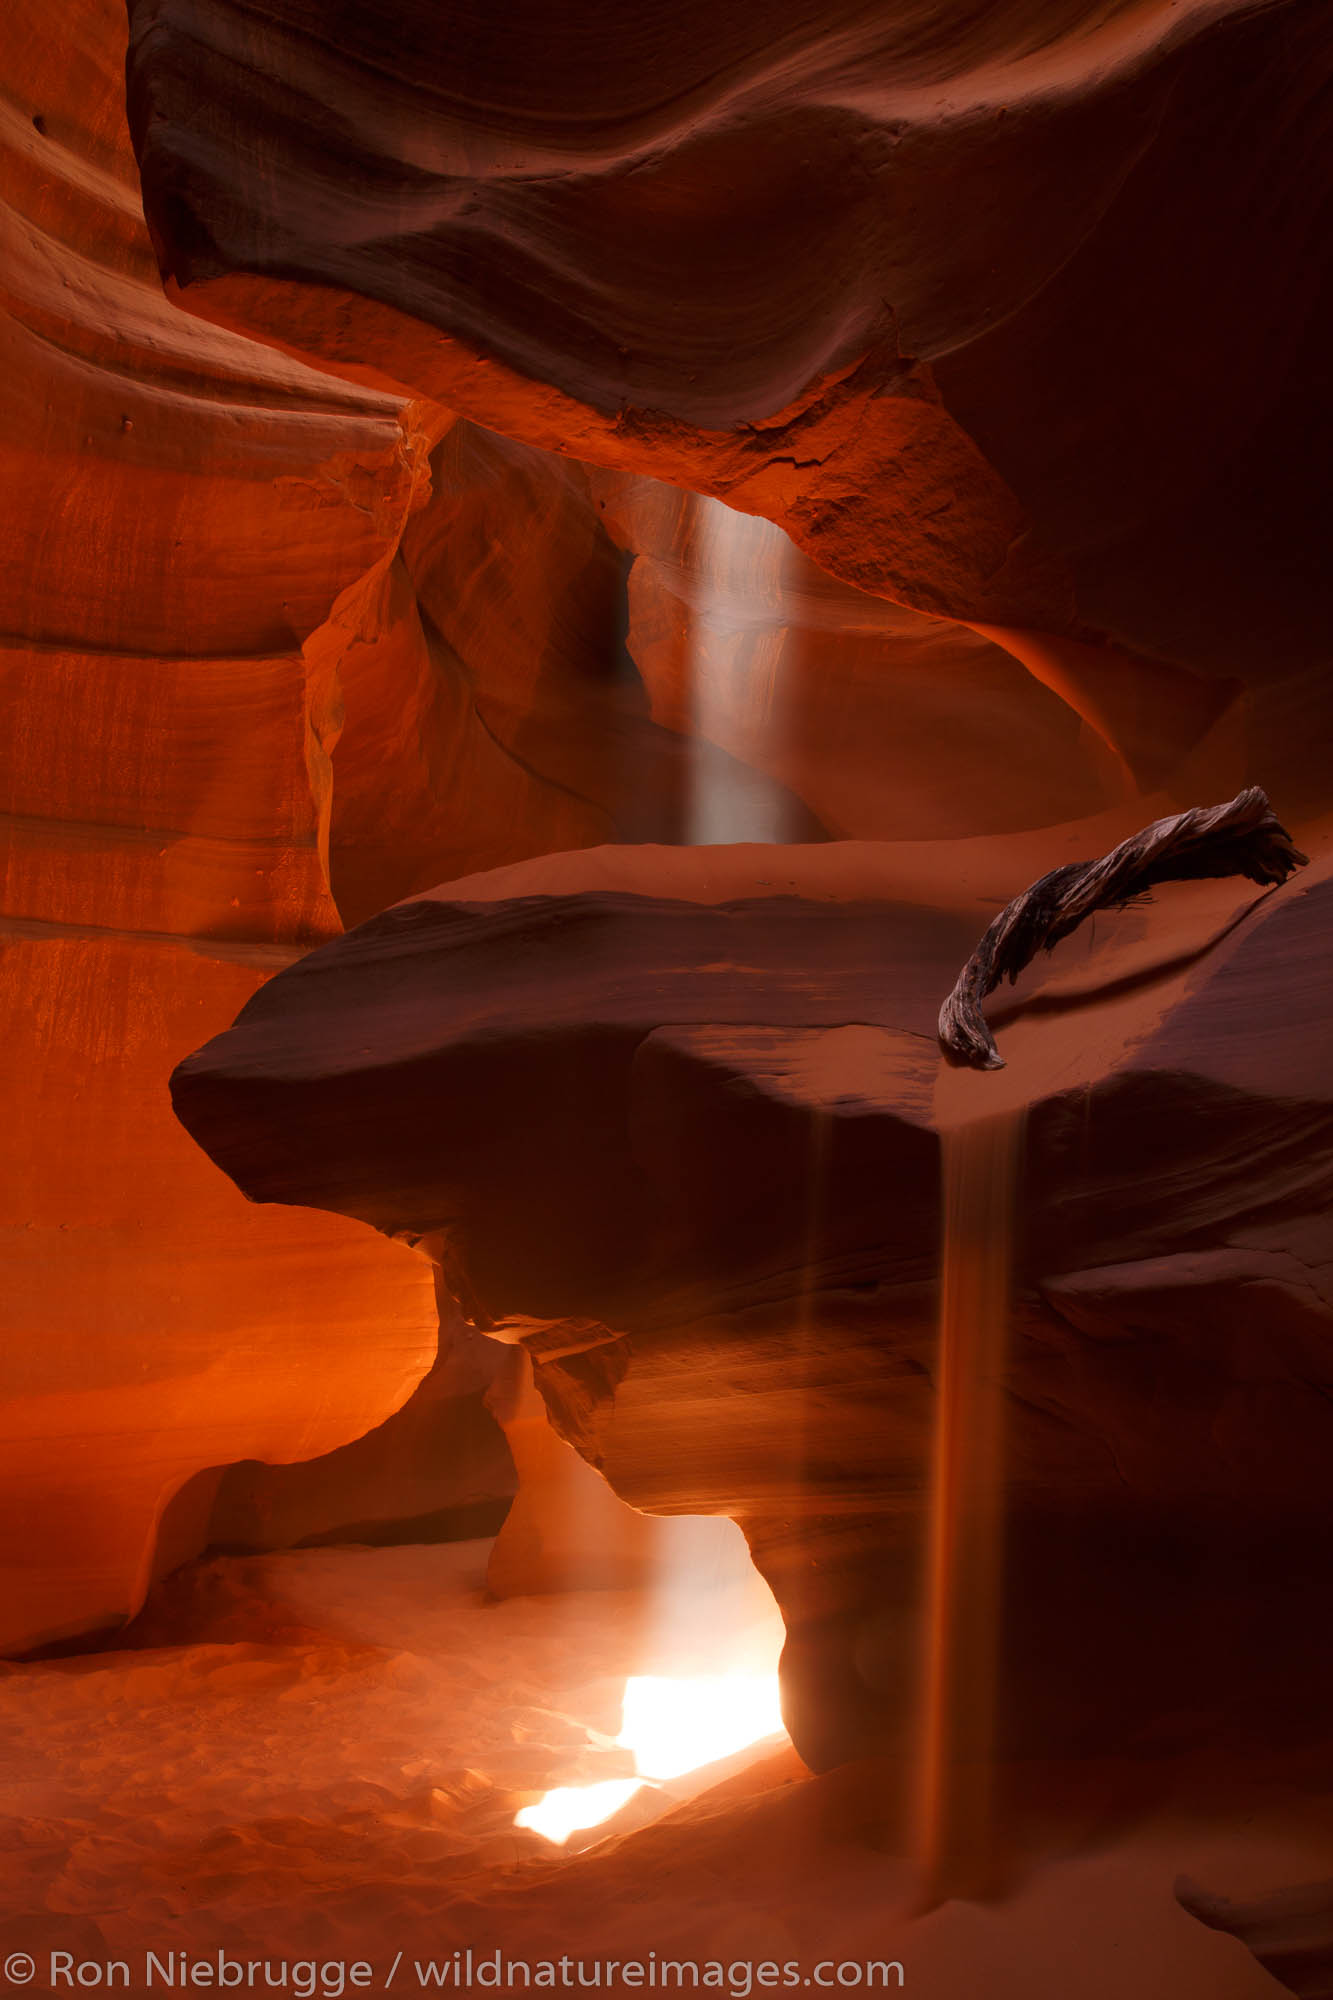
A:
[
  {"xmin": 617, "ymin": 1671, "xmax": 785, "ymax": 1781},
  {"xmin": 514, "ymin": 1778, "xmax": 645, "ymax": 1845},
  {"xmin": 512, "ymin": 1516, "xmax": 787, "ymax": 1846},
  {"xmin": 515, "ymin": 1670, "xmax": 785, "ymax": 1843}
]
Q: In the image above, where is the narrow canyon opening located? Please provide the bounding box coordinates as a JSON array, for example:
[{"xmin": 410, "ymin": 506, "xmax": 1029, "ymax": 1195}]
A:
[{"xmin": 6, "ymin": 1, "xmax": 1333, "ymax": 1991}]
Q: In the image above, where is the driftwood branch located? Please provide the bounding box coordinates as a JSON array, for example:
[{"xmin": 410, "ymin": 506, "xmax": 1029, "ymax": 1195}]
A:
[{"xmin": 938, "ymin": 787, "xmax": 1309, "ymax": 1070}]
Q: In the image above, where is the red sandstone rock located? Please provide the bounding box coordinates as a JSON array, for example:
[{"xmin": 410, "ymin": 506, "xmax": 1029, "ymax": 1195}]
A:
[
  {"xmin": 204, "ymin": 1295, "xmax": 515, "ymax": 1556},
  {"xmin": 125, "ymin": 0, "xmax": 1333, "ymax": 726},
  {"xmin": 313, "ymin": 420, "xmax": 825, "ymax": 930},
  {"xmin": 11, "ymin": 0, "xmax": 1244, "ymax": 1657},
  {"xmin": 169, "ymin": 835, "xmax": 1333, "ymax": 1774},
  {"xmin": 1, "ymin": 0, "xmax": 438, "ymax": 1652},
  {"xmin": 10, "ymin": 0, "xmax": 1333, "ymax": 1708}
]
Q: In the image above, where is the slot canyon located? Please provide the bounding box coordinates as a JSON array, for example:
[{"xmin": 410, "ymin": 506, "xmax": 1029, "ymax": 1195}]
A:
[{"xmin": 3, "ymin": 0, "xmax": 1332, "ymax": 1993}]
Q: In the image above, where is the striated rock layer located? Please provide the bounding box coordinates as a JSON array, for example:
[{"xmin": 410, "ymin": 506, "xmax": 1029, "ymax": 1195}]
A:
[
  {"xmin": 202, "ymin": 1291, "xmax": 515, "ymax": 1556},
  {"xmin": 171, "ymin": 835, "xmax": 1333, "ymax": 1774},
  {"xmin": 9, "ymin": 0, "xmax": 1212, "ymax": 1653},
  {"xmin": 126, "ymin": 0, "xmax": 1333, "ymax": 748},
  {"xmin": 13, "ymin": 0, "xmax": 1333, "ymax": 1666},
  {"xmin": 2, "ymin": 0, "xmax": 453, "ymax": 1653}
]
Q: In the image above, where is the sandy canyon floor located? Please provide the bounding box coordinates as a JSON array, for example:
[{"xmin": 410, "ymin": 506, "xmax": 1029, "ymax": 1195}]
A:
[{"xmin": 3, "ymin": 1531, "xmax": 1331, "ymax": 1998}]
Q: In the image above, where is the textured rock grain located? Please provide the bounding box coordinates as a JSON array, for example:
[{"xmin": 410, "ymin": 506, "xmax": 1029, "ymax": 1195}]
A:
[
  {"xmin": 127, "ymin": 0, "xmax": 1333, "ymax": 687},
  {"xmin": 2, "ymin": 0, "xmax": 441, "ymax": 1651},
  {"xmin": 171, "ymin": 842, "xmax": 1333, "ymax": 1770}
]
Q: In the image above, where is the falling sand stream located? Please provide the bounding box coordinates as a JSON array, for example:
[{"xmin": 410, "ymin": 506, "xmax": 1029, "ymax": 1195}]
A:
[{"xmin": 917, "ymin": 1106, "xmax": 1026, "ymax": 1906}]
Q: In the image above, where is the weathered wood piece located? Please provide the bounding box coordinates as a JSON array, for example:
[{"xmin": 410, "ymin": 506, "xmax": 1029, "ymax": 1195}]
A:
[{"xmin": 938, "ymin": 787, "xmax": 1309, "ymax": 1069}]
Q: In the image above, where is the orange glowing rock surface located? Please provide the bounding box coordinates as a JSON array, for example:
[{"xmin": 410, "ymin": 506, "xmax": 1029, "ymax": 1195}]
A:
[
  {"xmin": 1, "ymin": 0, "xmax": 441, "ymax": 1652},
  {"xmin": 7, "ymin": 0, "xmax": 1333, "ymax": 1793},
  {"xmin": 3, "ymin": 0, "xmax": 1333, "ymax": 1988},
  {"xmin": 124, "ymin": 0, "xmax": 1333, "ymax": 750},
  {"xmin": 170, "ymin": 830, "xmax": 1333, "ymax": 1783}
]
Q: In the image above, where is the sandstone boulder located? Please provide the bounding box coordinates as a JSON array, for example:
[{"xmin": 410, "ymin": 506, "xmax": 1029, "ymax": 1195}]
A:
[{"xmin": 170, "ymin": 837, "xmax": 1333, "ymax": 1771}]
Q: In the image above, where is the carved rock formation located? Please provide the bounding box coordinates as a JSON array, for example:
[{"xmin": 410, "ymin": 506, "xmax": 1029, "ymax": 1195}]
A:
[
  {"xmin": 24, "ymin": 0, "xmax": 1296, "ymax": 1654},
  {"xmin": 125, "ymin": 0, "xmax": 1333, "ymax": 759},
  {"xmin": 203, "ymin": 1294, "xmax": 515, "ymax": 1555},
  {"xmin": 170, "ymin": 836, "xmax": 1333, "ymax": 1773},
  {"xmin": 2, "ymin": 0, "xmax": 442, "ymax": 1652},
  {"xmin": 11, "ymin": 0, "xmax": 1333, "ymax": 1726}
]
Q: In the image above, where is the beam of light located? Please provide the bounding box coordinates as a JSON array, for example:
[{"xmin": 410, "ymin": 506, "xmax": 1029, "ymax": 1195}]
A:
[
  {"xmin": 686, "ymin": 492, "xmax": 793, "ymax": 844},
  {"xmin": 916, "ymin": 1108, "xmax": 1024, "ymax": 1906},
  {"xmin": 513, "ymin": 1519, "xmax": 787, "ymax": 1846}
]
